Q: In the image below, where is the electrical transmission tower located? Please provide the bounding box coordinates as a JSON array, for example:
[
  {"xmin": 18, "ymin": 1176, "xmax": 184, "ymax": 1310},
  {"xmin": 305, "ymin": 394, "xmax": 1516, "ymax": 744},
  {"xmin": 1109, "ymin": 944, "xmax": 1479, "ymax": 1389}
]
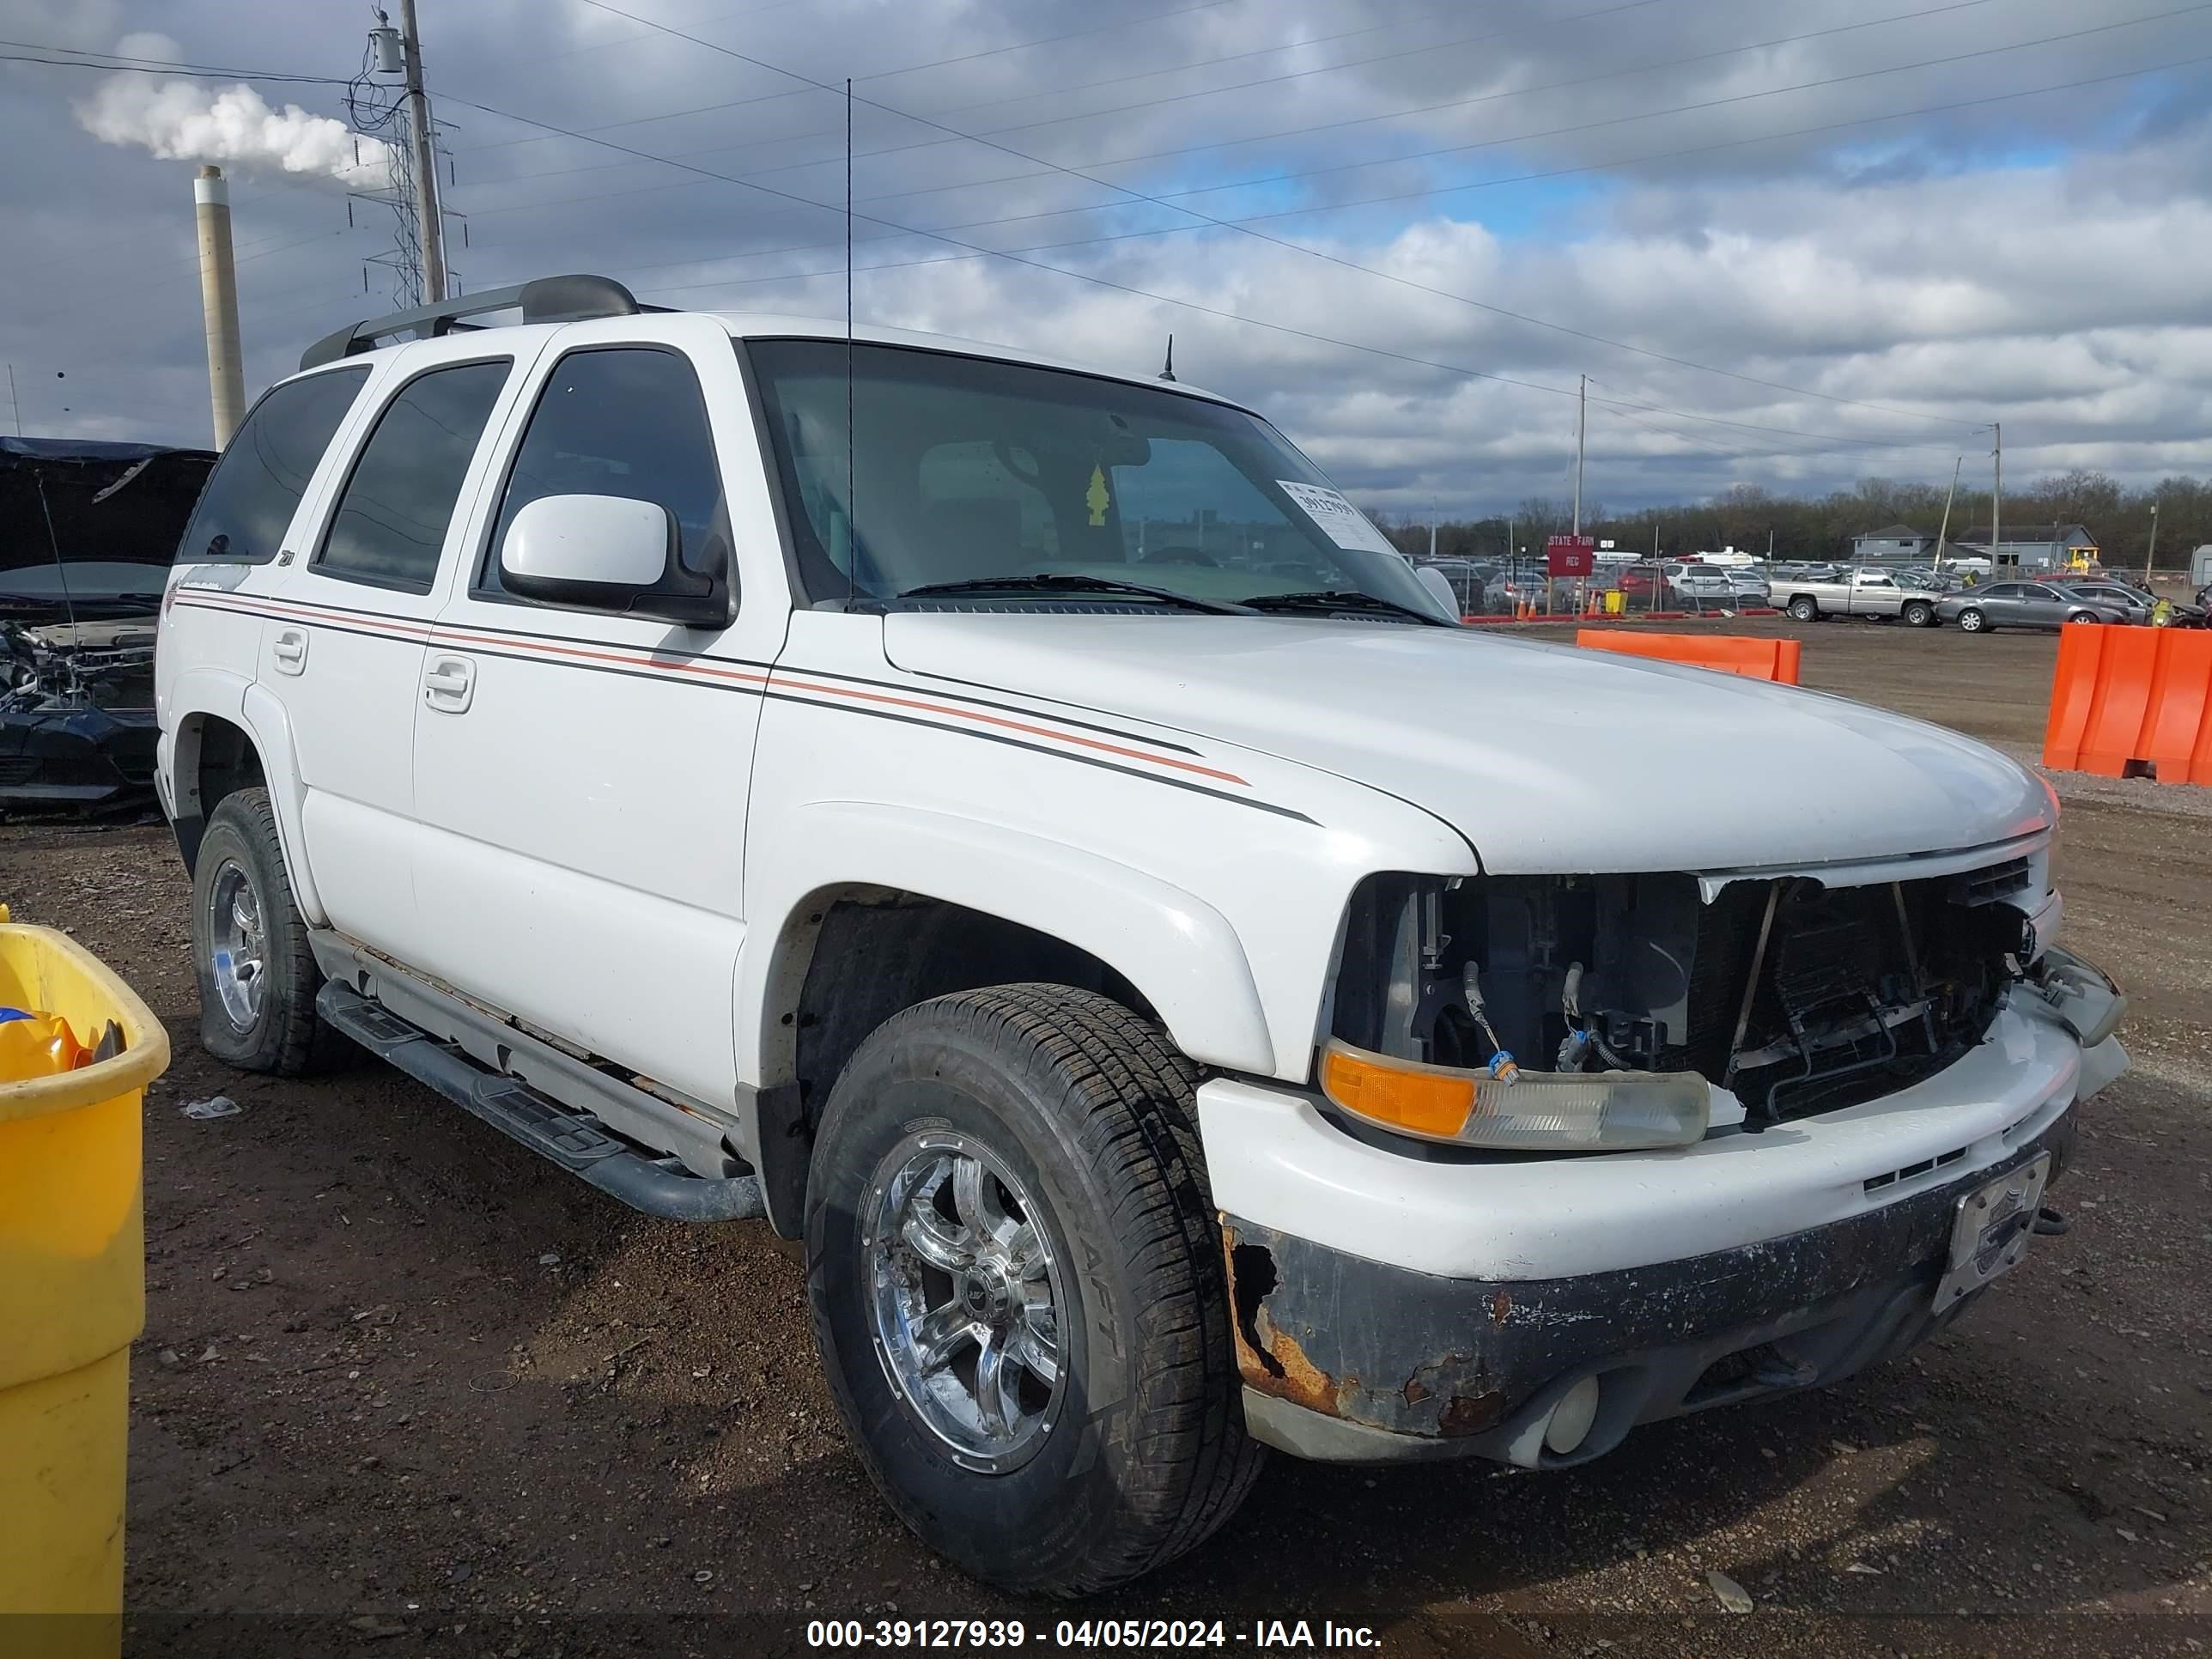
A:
[{"xmin": 345, "ymin": 4, "xmax": 461, "ymax": 307}]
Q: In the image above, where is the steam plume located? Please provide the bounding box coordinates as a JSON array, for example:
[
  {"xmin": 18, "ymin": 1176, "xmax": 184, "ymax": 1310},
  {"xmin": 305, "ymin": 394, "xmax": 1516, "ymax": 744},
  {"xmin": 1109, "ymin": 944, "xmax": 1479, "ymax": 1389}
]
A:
[{"xmin": 75, "ymin": 34, "xmax": 395, "ymax": 191}]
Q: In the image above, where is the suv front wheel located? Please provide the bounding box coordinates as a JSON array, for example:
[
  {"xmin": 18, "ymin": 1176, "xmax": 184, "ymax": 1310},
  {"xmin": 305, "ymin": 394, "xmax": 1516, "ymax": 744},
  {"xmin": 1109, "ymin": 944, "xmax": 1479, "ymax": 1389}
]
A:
[{"xmin": 805, "ymin": 985, "xmax": 1262, "ymax": 1595}]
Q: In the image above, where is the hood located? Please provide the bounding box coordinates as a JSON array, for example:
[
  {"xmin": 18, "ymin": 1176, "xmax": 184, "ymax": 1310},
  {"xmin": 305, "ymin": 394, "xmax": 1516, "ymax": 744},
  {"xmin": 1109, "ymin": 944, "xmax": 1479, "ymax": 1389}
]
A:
[
  {"xmin": 1, "ymin": 441, "xmax": 215, "ymax": 608},
  {"xmin": 882, "ymin": 615, "xmax": 2051, "ymax": 873}
]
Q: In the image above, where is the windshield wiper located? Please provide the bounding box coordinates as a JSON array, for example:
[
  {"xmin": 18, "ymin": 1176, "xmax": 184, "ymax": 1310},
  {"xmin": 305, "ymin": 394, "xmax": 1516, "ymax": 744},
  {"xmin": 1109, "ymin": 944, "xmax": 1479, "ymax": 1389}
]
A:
[
  {"xmin": 1239, "ymin": 588, "xmax": 1455, "ymax": 625},
  {"xmin": 896, "ymin": 574, "xmax": 1255, "ymax": 616}
]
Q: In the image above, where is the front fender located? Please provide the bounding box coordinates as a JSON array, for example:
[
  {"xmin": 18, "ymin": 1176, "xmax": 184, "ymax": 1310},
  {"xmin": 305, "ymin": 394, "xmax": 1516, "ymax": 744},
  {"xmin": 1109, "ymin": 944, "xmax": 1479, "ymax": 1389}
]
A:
[
  {"xmin": 737, "ymin": 799, "xmax": 1275, "ymax": 1080},
  {"xmin": 163, "ymin": 667, "xmax": 252, "ymax": 870},
  {"xmin": 239, "ymin": 683, "xmax": 326, "ymax": 927}
]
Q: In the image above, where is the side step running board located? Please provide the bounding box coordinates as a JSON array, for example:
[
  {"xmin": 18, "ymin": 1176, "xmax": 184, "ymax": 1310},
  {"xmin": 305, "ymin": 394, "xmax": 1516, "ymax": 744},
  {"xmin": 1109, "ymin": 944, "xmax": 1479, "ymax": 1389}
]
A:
[{"xmin": 317, "ymin": 981, "xmax": 767, "ymax": 1224}]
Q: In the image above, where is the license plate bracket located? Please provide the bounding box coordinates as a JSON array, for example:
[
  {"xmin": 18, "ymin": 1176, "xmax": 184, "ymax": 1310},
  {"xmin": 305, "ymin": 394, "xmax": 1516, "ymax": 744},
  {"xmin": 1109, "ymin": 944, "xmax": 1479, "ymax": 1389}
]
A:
[{"xmin": 1934, "ymin": 1152, "xmax": 2051, "ymax": 1310}]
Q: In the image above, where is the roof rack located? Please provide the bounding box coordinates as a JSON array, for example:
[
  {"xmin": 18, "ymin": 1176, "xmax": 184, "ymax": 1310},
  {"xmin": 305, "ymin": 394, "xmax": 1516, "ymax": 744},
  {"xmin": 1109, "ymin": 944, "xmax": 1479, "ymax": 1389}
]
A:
[{"xmin": 299, "ymin": 274, "xmax": 665, "ymax": 371}]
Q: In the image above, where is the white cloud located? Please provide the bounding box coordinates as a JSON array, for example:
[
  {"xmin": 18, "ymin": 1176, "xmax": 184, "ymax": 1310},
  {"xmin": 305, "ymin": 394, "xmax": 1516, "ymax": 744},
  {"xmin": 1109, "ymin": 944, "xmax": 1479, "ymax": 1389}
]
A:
[{"xmin": 3, "ymin": 0, "xmax": 2209, "ymax": 503}]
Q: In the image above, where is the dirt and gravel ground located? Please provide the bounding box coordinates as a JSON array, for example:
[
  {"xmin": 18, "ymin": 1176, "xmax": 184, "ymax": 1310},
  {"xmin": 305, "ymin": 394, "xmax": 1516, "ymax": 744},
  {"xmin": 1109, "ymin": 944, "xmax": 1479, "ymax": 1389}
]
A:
[{"xmin": 3, "ymin": 618, "xmax": 2207, "ymax": 1656}]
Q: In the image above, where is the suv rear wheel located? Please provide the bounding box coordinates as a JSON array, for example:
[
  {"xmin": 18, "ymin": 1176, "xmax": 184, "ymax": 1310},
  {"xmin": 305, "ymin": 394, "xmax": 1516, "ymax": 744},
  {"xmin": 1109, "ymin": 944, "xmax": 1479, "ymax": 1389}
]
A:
[
  {"xmin": 805, "ymin": 984, "xmax": 1262, "ymax": 1595},
  {"xmin": 191, "ymin": 787, "xmax": 353, "ymax": 1074}
]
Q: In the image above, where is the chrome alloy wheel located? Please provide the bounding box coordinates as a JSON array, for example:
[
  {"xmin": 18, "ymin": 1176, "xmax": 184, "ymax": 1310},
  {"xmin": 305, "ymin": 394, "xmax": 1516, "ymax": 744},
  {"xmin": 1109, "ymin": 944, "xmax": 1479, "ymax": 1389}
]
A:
[
  {"xmin": 864, "ymin": 1130, "xmax": 1066, "ymax": 1474},
  {"xmin": 208, "ymin": 859, "xmax": 266, "ymax": 1030}
]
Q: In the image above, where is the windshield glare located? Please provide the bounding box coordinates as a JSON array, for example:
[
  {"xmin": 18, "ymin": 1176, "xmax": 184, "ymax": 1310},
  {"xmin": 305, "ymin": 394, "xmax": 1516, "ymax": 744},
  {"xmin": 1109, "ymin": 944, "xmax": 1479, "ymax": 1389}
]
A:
[
  {"xmin": 0, "ymin": 561, "xmax": 172, "ymax": 603},
  {"xmin": 749, "ymin": 340, "xmax": 1435, "ymax": 616}
]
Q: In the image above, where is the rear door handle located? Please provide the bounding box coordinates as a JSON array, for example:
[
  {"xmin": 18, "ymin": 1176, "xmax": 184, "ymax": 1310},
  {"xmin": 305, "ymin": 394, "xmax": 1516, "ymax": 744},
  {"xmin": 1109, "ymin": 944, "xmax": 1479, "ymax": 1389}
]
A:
[
  {"xmin": 271, "ymin": 629, "xmax": 308, "ymax": 675},
  {"xmin": 422, "ymin": 653, "xmax": 476, "ymax": 713}
]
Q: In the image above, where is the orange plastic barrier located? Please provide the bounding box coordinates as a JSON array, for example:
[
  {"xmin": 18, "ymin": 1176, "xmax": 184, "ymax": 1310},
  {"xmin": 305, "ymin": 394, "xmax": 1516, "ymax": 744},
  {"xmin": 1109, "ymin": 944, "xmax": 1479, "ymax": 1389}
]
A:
[
  {"xmin": 2043, "ymin": 623, "xmax": 2212, "ymax": 784},
  {"xmin": 1573, "ymin": 629, "xmax": 1802, "ymax": 684}
]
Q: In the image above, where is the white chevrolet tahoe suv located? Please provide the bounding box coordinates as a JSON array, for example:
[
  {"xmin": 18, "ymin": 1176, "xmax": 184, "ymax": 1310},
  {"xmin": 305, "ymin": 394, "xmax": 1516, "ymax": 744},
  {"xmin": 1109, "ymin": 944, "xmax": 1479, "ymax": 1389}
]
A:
[{"xmin": 155, "ymin": 276, "xmax": 2130, "ymax": 1595}]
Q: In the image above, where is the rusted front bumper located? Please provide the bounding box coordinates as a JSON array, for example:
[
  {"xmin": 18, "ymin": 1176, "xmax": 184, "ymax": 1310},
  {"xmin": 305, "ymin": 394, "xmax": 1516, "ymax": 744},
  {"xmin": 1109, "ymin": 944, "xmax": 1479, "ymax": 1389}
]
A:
[{"xmin": 1224, "ymin": 1105, "xmax": 2075, "ymax": 1467}]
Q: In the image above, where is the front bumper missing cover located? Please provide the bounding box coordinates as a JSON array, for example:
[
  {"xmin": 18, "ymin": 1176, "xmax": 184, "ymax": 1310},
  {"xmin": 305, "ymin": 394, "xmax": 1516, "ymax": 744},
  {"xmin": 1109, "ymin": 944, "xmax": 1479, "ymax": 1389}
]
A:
[{"xmin": 1224, "ymin": 1108, "xmax": 2077, "ymax": 1467}]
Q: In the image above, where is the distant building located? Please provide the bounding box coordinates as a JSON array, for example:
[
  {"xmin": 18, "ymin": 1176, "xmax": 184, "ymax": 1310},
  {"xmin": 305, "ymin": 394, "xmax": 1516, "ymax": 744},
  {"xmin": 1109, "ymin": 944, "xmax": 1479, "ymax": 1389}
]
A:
[
  {"xmin": 1947, "ymin": 522, "xmax": 2098, "ymax": 572},
  {"xmin": 1850, "ymin": 523, "xmax": 1936, "ymax": 562}
]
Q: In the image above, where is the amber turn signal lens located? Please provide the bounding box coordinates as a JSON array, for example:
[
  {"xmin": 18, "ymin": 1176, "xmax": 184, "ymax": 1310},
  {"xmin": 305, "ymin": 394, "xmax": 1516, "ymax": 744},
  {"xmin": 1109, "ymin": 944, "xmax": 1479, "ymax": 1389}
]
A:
[{"xmin": 1319, "ymin": 1043, "xmax": 1475, "ymax": 1138}]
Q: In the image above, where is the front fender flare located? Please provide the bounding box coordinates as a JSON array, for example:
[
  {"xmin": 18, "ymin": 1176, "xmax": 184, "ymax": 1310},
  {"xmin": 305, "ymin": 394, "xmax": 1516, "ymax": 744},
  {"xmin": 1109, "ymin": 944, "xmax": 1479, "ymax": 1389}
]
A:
[
  {"xmin": 738, "ymin": 799, "xmax": 1275, "ymax": 1080},
  {"xmin": 238, "ymin": 682, "xmax": 326, "ymax": 927}
]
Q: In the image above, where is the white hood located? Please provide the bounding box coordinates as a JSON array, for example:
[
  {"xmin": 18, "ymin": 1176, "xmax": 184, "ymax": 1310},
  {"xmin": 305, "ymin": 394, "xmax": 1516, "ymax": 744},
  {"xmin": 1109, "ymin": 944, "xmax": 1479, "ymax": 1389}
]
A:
[{"xmin": 882, "ymin": 615, "xmax": 2051, "ymax": 874}]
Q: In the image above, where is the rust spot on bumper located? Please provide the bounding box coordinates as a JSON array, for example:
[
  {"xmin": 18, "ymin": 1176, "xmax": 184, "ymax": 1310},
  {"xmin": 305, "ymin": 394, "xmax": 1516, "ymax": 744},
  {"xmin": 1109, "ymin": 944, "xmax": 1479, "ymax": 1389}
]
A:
[
  {"xmin": 1221, "ymin": 1219, "xmax": 1501, "ymax": 1436},
  {"xmin": 1223, "ymin": 1222, "xmax": 1356, "ymax": 1416}
]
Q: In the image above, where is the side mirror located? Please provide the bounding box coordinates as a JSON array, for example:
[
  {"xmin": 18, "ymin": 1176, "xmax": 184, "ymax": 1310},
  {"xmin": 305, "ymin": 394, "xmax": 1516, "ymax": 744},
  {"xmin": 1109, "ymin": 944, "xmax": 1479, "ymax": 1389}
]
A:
[
  {"xmin": 498, "ymin": 494, "xmax": 727, "ymax": 627},
  {"xmin": 1413, "ymin": 565, "xmax": 1463, "ymax": 621}
]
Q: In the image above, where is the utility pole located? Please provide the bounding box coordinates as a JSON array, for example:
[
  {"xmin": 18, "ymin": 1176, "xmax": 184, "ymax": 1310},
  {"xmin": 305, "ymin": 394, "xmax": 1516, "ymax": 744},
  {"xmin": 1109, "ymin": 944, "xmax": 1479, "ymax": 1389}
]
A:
[
  {"xmin": 4, "ymin": 364, "xmax": 17, "ymax": 437},
  {"xmin": 1572, "ymin": 374, "xmax": 1586, "ymax": 537},
  {"xmin": 1934, "ymin": 453, "xmax": 1961, "ymax": 570},
  {"xmin": 398, "ymin": 0, "xmax": 447, "ymax": 304},
  {"xmin": 1990, "ymin": 422, "xmax": 2002, "ymax": 571},
  {"xmin": 1428, "ymin": 498, "xmax": 1437, "ymax": 561},
  {"xmin": 2144, "ymin": 501, "xmax": 2159, "ymax": 585}
]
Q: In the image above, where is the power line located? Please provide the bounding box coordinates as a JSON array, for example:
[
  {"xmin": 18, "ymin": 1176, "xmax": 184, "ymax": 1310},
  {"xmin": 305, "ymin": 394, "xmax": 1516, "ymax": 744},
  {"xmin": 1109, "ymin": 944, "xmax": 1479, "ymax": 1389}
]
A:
[
  {"xmin": 569, "ymin": 46, "xmax": 2209, "ymax": 319},
  {"xmin": 465, "ymin": 0, "xmax": 1254, "ymax": 158},
  {"xmin": 428, "ymin": 39, "xmax": 2200, "ymax": 454},
  {"xmin": 565, "ymin": 0, "xmax": 2080, "ymax": 428},
  {"xmin": 447, "ymin": 0, "xmax": 2172, "ymax": 248},
  {"xmin": 829, "ymin": 0, "xmax": 2191, "ymax": 214},
  {"xmin": 452, "ymin": 0, "xmax": 1680, "ymax": 192},
  {"xmin": 0, "ymin": 42, "xmax": 351, "ymax": 85}
]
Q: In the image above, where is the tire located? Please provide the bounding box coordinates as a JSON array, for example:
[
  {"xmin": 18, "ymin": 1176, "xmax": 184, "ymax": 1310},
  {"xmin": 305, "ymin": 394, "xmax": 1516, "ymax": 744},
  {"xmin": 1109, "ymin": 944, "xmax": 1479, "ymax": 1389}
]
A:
[
  {"xmin": 2066, "ymin": 611, "xmax": 2100, "ymax": 624},
  {"xmin": 1903, "ymin": 600, "xmax": 1935, "ymax": 627},
  {"xmin": 191, "ymin": 787, "xmax": 354, "ymax": 1074},
  {"xmin": 1787, "ymin": 594, "xmax": 1819, "ymax": 622},
  {"xmin": 805, "ymin": 984, "xmax": 1263, "ymax": 1595},
  {"xmin": 1956, "ymin": 607, "xmax": 1987, "ymax": 634}
]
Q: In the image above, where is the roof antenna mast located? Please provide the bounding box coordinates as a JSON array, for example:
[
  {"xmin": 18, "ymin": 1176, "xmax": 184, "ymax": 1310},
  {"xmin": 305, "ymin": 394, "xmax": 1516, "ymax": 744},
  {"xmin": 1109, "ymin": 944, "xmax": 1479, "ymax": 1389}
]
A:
[
  {"xmin": 1158, "ymin": 334, "xmax": 1176, "ymax": 383},
  {"xmin": 844, "ymin": 75, "xmax": 857, "ymax": 611}
]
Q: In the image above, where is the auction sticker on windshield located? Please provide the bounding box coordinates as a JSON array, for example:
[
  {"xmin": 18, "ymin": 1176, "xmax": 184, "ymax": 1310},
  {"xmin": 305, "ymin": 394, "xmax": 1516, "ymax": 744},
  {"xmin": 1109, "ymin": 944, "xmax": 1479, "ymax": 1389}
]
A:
[{"xmin": 1276, "ymin": 481, "xmax": 1398, "ymax": 556}]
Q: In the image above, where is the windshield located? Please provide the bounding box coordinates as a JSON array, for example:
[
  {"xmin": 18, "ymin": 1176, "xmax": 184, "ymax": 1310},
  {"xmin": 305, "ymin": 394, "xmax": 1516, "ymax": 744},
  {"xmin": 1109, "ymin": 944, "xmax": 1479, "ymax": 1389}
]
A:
[{"xmin": 749, "ymin": 340, "xmax": 1436, "ymax": 615}]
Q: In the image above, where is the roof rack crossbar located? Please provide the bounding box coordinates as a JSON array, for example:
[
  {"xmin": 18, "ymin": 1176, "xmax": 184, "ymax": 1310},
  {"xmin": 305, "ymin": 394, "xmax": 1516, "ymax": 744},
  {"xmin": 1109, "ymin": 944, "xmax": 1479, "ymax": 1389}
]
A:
[{"xmin": 299, "ymin": 274, "xmax": 658, "ymax": 371}]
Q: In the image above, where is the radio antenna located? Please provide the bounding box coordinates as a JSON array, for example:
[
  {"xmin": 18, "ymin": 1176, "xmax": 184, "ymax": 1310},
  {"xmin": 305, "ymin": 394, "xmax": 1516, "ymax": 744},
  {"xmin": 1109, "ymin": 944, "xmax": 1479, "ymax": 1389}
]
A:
[
  {"xmin": 844, "ymin": 75, "xmax": 856, "ymax": 610},
  {"xmin": 1158, "ymin": 334, "xmax": 1176, "ymax": 382}
]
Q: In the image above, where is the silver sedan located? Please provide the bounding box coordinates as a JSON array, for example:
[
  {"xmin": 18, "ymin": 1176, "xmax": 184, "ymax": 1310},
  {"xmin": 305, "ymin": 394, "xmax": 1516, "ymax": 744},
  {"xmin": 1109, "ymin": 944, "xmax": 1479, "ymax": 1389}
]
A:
[{"xmin": 1936, "ymin": 580, "xmax": 2132, "ymax": 634}]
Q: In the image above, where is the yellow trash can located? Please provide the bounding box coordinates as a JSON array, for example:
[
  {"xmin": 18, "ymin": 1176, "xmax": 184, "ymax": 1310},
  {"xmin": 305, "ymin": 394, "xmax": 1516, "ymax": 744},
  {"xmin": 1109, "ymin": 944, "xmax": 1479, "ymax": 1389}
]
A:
[
  {"xmin": 0, "ymin": 917, "xmax": 169, "ymax": 1658},
  {"xmin": 1604, "ymin": 588, "xmax": 1626, "ymax": 616}
]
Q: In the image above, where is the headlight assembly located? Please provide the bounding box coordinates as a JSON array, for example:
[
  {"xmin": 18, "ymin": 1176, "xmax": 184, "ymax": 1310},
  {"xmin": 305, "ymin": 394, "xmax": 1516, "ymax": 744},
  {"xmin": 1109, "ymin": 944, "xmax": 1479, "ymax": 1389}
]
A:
[{"xmin": 1319, "ymin": 1038, "xmax": 1710, "ymax": 1152}]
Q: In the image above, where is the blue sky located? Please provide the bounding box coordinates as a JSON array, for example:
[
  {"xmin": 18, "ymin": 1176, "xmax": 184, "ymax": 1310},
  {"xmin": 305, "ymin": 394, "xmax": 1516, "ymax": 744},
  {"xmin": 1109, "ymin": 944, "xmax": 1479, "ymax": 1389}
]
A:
[{"xmin": 4, "ymin": 0, "xmax": 2210, "ymax": 516}]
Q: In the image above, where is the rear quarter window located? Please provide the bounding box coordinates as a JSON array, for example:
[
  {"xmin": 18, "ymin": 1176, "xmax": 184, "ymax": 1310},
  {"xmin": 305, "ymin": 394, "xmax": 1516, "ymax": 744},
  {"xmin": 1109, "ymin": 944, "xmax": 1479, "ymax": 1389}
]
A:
[{"xmin": 176, "ymin": 367, "xmax": 370, "ymax": 564}]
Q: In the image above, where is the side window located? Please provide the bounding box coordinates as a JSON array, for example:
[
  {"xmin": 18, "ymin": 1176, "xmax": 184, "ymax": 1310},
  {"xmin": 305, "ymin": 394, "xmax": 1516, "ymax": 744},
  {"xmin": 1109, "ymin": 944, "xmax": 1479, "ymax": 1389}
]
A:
[
  {"xmin": 480, "ymin": 346, "xmax": 731, "ymax": 604},
  {"xmin": 314, "ymin": 359, "xmax": 511, "ymax": 592},
  {"xmin": 177, "ymin": 368, "xmax": 369, "ymax": 563}
]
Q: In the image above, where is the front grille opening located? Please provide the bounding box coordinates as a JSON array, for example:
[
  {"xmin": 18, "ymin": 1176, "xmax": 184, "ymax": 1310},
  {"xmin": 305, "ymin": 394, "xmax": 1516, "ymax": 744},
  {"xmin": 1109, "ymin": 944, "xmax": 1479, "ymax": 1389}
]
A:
[
  {"xmin": 1330, "ymin": 858, "xmax": 2033, "ymax": 1133},
  {"xmin": 1864, "ymin": 1146, "xmax": 1967, "ymax": 1194}
]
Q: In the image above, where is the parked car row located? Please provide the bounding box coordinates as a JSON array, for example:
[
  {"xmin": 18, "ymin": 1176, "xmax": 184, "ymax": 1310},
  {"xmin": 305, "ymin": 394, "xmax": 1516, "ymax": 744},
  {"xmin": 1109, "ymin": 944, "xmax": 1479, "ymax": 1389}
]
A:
[
  {"xmin": 1773, "ymin": 567, "xmax": 2205, "ymax": 633},
  {"xmin": 1936, "ymin": 579, "xmax": 2205, "ymax": 634}
]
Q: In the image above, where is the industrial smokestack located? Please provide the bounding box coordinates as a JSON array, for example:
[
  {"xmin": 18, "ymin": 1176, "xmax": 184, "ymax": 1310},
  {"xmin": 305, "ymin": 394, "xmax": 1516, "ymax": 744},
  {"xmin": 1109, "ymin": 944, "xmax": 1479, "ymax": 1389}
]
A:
[{"xmin": 194, "ymin": 164, "xmax": 246, "ymax": 447}]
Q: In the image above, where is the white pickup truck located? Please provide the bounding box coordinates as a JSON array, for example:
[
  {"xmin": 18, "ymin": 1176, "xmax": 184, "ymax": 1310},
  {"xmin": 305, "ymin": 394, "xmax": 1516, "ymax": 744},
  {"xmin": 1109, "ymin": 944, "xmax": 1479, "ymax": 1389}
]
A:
[
  {"xmin": 155, "ymin": 276, "xmax": 2128, "ymax": 1595},
  {"xmin": 1772, "ymin": 566, "xmax": 1940, "ymax": 626}
]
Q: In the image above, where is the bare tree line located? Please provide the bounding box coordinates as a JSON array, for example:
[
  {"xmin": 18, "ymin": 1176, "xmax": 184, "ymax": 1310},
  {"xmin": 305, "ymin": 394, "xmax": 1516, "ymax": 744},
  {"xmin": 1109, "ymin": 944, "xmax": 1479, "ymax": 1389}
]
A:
[{"xmin": 1370, "ymin": 470, "xmax": 2210, "ymax": 568}]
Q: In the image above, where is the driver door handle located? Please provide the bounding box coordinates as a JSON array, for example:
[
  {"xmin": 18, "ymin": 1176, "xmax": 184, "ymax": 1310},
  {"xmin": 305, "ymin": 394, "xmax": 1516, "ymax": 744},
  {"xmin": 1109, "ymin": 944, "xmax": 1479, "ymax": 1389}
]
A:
[{"xmin": 422, "ymin": 653, "xmax": 476, "ymax": 714}]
